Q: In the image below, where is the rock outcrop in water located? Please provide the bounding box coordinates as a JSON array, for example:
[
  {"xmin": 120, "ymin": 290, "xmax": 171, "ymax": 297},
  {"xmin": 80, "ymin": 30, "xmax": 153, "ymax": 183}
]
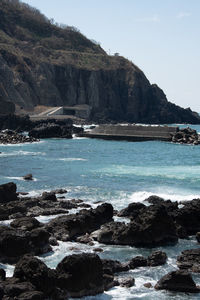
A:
[
  {"xmin": 0, "ymin": 129, "xmax": 38, "ymax": 144},
  {"xmin": 0, "ymin": 0, "xmax": 200, "ymax": 124}
]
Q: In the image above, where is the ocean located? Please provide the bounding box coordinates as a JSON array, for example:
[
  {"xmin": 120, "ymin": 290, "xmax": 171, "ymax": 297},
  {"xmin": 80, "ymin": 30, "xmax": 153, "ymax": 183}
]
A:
[{"xmin": 1, "ymin": 124, "xmax": 200, "ymax": 299}]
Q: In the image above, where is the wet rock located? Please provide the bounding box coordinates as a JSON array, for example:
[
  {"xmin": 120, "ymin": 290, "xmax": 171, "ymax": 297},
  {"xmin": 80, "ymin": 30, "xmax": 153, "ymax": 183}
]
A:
[
  {"xmin": 171, "ymin": 199, "xmax": 200, "ymax": 235},
  {"xmin": 93, "ymin": 248, "xmax": 103, "ymax": 252},
  {"xmin": 52, "ymin": 188, "xmax": 67, "ymax": 194},
  {"xmin": 177, "ymin": 248, "xmax": 200, "ymax": 272},
  {"xmin": 56, "ymin": 253, "xmax": 103, "ymax": 297},
  {"xmin": 147, "ymin": 251, "xmax": 167, "ymax": 267},
  {"xmin": 45, "ymin": 203, "xmax": 113, "ymax": 241},
  {"xmin": 0, "ymin": 182, "xmax": 18, "ymax": 203},
  {"xmin": 10, "ymin": 217, "xmax": 42, "ymax": 231},
  {"xmin": 118, "ymin": 202, "xmax": 145, "ymax": 218},
  {"xmin": 129, "ymin": 256, "xmax": 147, "ymax": 269},
  {"xmin": 101, "ymin": 259, "xmax": 129, "ymax": 275},
  {"xmin": 41, "ymin": 191, "xmax": 57, "ymax": 202},
  {"xmin": 76, "ymin": 233, "xmax": 93, "ymax": 244},
  {"xmin": 119, "ymin": 277, "xmax": 135, "ymax": 288},
  {"xmin": 144, "ymin": 282, "xmax": 152, "ymax": 288},
  {"xmin": 17, "ymin": 291, "xmax": 44, "ymax": 300},
  {"xmin": 49, "ymin": 236, "xmax": 59, "ymax": 246},
  {"xmin": 155, "ymin": 270, "xmax": 200, "ymax": 292},
  {"xmin": 14, "ymin": 255, "xmax": 57, "ymax": 297},
  {"xmin": 0, "ymin": 226, "xmax": 51, "ymax": 263},
  {"xmin": 23, "ymin": 174, "xmax": 33, "ymax": 181},
  {"xmin": 97, "ymin": 205, "xmax": 178, "ymax": 247}
]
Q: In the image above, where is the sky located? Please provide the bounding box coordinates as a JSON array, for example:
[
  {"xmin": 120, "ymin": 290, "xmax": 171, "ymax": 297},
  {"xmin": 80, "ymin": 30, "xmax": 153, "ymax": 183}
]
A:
[{"xmin": 23, "ymin": 0, "xmax": 200, "ymax": 112}]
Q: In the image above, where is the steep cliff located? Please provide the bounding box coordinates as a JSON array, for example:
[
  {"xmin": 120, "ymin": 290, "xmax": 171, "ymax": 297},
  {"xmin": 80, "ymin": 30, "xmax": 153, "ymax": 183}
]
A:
[{"xmin": 0, "ymin": 0, "xmax": 199, "ymax": 124}]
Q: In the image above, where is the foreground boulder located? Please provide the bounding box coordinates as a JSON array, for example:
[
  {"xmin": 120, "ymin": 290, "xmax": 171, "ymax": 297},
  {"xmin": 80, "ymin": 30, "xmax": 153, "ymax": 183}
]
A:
[
  {"xmin": 10, "ymin": 217, "xmax": 42, "ymax": 231},
  {"xmin": 0, "ymin": 226, "xmax": 51, "ymax": 263},
  {"xmin": 56, "ymin": 253, "xmax": 103, "ymax": 297},
  {"xmin": 0, "ymin": 182, "xmax": 18, "ymax": 203},
  {"xmin": 155, "ymin": 270, "xmax": 200, "ymax": 293},
  {"xmin": 13, "ymin": 255, "xmax": 58, "ymax": 298},
  {"xmin": 97, "ymin": 205, "xmax": 178, "ymax": 247},
  {"xmin": 177, "ymin": 248, "xmax": 200, "ymax": 272}
]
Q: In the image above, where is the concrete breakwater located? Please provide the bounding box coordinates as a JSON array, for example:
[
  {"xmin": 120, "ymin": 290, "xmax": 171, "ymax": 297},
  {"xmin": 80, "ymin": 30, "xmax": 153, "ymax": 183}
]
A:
[{"xmin": 79, "ymin": 124, "xmax": 178, "ymax": 142}]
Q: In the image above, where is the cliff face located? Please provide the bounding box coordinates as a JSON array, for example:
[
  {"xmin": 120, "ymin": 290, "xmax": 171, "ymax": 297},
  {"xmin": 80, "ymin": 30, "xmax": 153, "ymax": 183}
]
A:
[{"xmin": 0, "ymin": 0, "xmax": 199, "ymax": 124}]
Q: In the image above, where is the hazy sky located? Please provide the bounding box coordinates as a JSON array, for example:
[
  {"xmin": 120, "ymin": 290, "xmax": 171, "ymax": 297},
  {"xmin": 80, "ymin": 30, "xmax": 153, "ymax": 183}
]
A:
[{"xmin": 23, "ymin": 0, "xmax": 200, "ymax": 112}]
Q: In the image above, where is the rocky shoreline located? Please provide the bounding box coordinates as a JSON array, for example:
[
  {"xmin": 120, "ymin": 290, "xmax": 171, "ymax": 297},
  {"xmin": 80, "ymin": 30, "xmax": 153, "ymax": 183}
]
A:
[
  {"xmin": 0, "ymin": 114, "xmax": 199, "ymax": 145},
  {"xmin": 0, "ymin": 182, "xmax": 200, "ymax": 298}
]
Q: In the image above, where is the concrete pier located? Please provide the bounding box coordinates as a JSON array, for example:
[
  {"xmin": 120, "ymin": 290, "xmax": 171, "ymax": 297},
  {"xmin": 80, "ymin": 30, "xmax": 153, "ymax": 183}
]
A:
[{"xmin": 79, "ymin": 124, "xmax": 178, "ymax": 142}]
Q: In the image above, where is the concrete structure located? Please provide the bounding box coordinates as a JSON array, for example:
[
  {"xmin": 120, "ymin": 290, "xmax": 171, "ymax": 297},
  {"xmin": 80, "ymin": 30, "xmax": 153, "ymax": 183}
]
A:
[{"xmin": 79, "ymin": 124, "xmax": 178, "ymax": 142}]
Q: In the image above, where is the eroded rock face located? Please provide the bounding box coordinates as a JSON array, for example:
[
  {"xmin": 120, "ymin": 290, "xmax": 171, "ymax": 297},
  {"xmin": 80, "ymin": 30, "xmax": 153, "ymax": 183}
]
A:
[
  {"xmin": 97, "ymin": 205, "xmax": 178, "ymax": 247},
  {"xmin": 29, "ymin": 123, "xmax": 72, "ymax": 139},
  {"xmin": 45, "ymin": 203, "xmax": 113, "ymax": 241},
  {"xmin": 56, "ymin": 253, "xmax": 103, "ymax": 297},
  {"xmin": 0, "ymin": 226, "xmax": 51, "ymax": 263},
  {"xmin": 155, "ymin": 270, "xmax": 200, "ymax": 293},
  {"xmin": 177, "ymin": 248, "xmax": 200, "ymax": 273}
]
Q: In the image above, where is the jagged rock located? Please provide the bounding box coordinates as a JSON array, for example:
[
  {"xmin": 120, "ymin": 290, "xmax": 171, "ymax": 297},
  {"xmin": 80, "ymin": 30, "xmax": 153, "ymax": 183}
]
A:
[
  {"xmin": 129, "ymin": 256, "xmax": 147, "ymax": 269},
  {"xmin": 45, "ymin": 203, "xmax": 113, "ymax": 241},
  {"xmin": 10, "ymin": 217, "xmax": 42, "ymax": 231},
  {"xmin": 147, "ymin": 251, "xmax": 167, "ymax": 266},
  {"xmin": 41, "ymin": 191, "xmax": 57, "ymax": 202},
  {"xmin": 97, "ymin": 205, "xmax": 178, "ymax": 246},
  {"xmin": 119, "ymin": 277, "xmax": 135, "ymax": 288},
  {"xmin": 0, "ymin": 182, "xmax": 18, "ymax": 203},
  {"xmin": 56, "ymin": 253, "xmax": 103, "ymax": 297},
  {"xmin": 0, "ymin": 226, "xmax": 51, "ymax": 263},
  {"xmin": 171, "ymin": 127, "xmax": 199, "ymax": 145},
  {"xmin": 0, "ymin": 269, "xmax": 5, "ymax": 281},
  {"xmin": 118, "ymin": 202, "xmax": 145, "ymax": 218},
  {"xmin": 144, "ymin": 282, "xmax": 152, "ymax": 288},
  {"xmin": 14, "ymin": 255, "xmax": 57, "ymax": 297},
  {"xmin": 177, "ymin": 248, "xmax": 200, "ymax": 272},
  {"xmin": 101, "ymin": 259, "xmax": 129, "ymax": 275},
  {"xmin": 155, "ymin": 270, "xmax": 200, "ymax": 292},
  {"xmin": 29, "ymin": 123, "xmax": 72, "ymax": 139}
]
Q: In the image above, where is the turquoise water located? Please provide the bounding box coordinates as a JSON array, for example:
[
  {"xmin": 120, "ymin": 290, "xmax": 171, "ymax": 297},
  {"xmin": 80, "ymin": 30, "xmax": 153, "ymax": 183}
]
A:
[{"xmin": 1, "ymin": 125, "xmax": 200, "ymax": 299}]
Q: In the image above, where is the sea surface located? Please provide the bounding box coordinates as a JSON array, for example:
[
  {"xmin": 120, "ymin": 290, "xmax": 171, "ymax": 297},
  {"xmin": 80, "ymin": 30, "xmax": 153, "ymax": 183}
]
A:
[{"xmin": 1, "ymin": 124, "xmax": 200, "ymax": 299}]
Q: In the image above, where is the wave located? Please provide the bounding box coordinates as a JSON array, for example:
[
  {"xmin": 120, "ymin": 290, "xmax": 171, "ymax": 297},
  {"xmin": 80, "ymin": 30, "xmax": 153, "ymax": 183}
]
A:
[
  {"xmin": 59, "ymin": 158, "xmax": 87, "ymax": 162},
  {"xmin": 128, "ymin": 190, "xmax": 200, "ymax": 203},
  {"xmin": 4, "ymin": 176, "xmax": 38, "ymax": 182},
  {"xmin": 0, "ymin": 150, "xmax": 46, "ymax": 157}
]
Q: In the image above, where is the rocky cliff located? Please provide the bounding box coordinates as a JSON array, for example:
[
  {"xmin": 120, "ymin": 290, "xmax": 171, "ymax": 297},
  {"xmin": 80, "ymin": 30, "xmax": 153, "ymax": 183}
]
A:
[{"xmin": 0, "ymin": 0, "xmax": 199, "ymax": 124}]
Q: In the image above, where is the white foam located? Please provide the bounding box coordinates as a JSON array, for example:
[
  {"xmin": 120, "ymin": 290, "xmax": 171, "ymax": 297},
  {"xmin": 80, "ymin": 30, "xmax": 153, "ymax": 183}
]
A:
[
  {"xmin": 128, "ymin": 190, "xmax": 200, "ymax": 203},
  {"xmin": 4, "ymin": 176, "xmax": 38, "ymax": 182},
  {"xmin": 0, "ymin": 150, "xmax": 45, "ymax": 157},
  {"xmin": 59, "ymin": 158, "xmax": 87, "ymax": 161}
]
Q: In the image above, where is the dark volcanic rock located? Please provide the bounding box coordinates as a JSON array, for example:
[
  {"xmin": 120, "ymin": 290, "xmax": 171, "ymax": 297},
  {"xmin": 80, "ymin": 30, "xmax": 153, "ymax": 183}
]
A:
[
  {"xmin": 118, "ymin": 202, "xmax": 145, "ymax": 218},
  {"xmin": 10, "ymin": 217, "xmax": 42, "ymax": 231},
  {"xmin": 14, "ymin": 255, "xmax": 57, "ymax": 296},
  {"xmin": 101, "ymin": 259, "xmax": 129, "ymax": 275},
  {"xmin": 97, "ymin": 205, "xmax": 178, "ymax": 246},
  {"xmin": 41, "ymin": 191, "xmax": 57, "ymax": 202},
  {"xmin": 171, "ymin": 127, "xmax": 199, "ymax": 145},
  {"xmin": 171, "ymin": 199, "xmax": 200, "ymax": 235},
  {"xmin": 129, "ymin": 256, "xmax": 148, "ymax": 269},
  {"xmin": 29, "ymin": 123, "xmax": 72, "ymax": 139},
  {"xmin": 177, "ymin": 248, "xmax": 200, "ymax": 272},
  {"xmin": 0, "ymin": 129, "xmax": 38, "ymax": 144},
  {"xmin": 23, "ymin": 174, "xmax": 33, "ymax": 181},
  {"xmin": 0, "ymin": 226, "xmax": 51, "ymax": 263},
  {"xmin": 45, "ymin": 203, "xmax": 113, "ymax": 241},
  {"xmin": 147, "ymin": 251, "xmax": 167, "ymax": 267},
  {"xmin": 155, "ymin": 270, "xmax": 200, "ymax": 293},
  {"xmin": 56, "ymin": 253, "xmax": 103, "ymax": 297},
  {"xmin": 119, "ymin": 277, "xmax": 135, "ymax": 288},
  {"xmin": 0, "ymin": 182, "xmax": 18, "ymax": 203}
]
